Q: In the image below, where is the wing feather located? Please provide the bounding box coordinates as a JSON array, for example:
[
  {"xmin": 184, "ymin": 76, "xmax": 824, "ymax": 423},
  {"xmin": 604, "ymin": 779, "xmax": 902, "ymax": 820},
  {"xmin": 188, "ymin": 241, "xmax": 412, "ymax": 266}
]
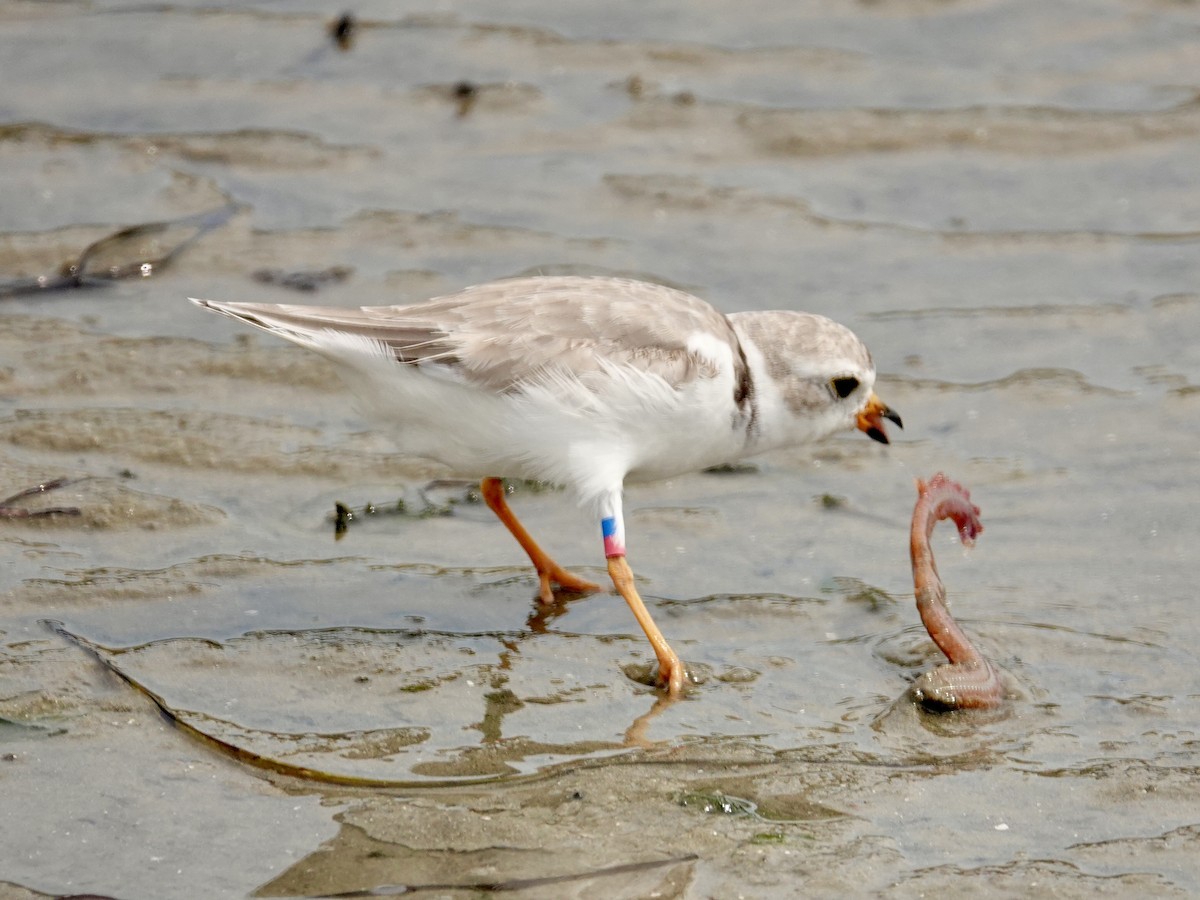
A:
[{"xmin": 196, "ymin": 276, "xmax": 746, "ymax": 396}]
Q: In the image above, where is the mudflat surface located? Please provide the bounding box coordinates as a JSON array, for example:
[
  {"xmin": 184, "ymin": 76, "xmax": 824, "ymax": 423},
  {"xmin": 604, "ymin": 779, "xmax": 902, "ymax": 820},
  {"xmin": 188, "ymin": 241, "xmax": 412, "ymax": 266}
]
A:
[{"xmin": 1, "ymin": 2, "xmax": 1198, "ymax": 897}]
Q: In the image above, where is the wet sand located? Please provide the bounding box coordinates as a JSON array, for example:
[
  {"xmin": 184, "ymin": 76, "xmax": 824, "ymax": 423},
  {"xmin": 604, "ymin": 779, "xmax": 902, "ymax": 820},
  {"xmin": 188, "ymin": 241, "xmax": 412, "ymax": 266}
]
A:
[{"xmin": 2, "ymin": 1, "xmax": 1199, "ymax": 897}]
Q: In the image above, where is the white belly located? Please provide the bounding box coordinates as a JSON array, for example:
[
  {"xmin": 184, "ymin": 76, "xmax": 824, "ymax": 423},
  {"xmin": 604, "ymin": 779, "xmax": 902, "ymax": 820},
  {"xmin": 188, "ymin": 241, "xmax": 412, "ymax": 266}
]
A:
[{"xmin": 332, "ymin": 352, "xmax": 748, "ymax": 505}]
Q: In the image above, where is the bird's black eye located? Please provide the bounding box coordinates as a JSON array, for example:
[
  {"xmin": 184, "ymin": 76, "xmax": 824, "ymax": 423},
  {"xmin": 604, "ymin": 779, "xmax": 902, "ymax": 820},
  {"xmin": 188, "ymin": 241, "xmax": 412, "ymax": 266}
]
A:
[{"xmin": 830, "ymin": 376, "xmax": 859, "ymax": 399}]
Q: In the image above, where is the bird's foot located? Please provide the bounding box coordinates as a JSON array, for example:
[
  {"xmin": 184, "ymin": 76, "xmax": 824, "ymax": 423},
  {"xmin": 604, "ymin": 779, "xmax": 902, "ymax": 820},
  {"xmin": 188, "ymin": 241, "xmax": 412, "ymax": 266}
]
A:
[
  {"xmin": 535, "ymin": 566, "xmax": 602, "ymax": 605},
  {"xmin": 659, "ymin": 653, "xmax": 688, "ymax": 697},
  {"xmin": 623, "ymin": 655, "xmax": 692, "ymax": 697},
  {"xmin": 657, "ymin": 657, "xmax": 686, "ymax": 700}
]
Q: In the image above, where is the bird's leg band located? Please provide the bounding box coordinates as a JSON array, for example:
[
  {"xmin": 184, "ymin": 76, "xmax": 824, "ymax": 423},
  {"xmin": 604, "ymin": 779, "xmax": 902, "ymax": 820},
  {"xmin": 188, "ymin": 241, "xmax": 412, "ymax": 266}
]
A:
[{"xmin": 601, "ymin": 515, "xmax": 626, "ymax": 558}]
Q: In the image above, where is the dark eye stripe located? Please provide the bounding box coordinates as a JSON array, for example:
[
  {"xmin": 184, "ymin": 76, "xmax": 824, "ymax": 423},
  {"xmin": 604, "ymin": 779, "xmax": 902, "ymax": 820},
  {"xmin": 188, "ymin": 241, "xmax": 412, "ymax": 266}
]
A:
[{"xmin": 831, "ymin": 376, "xmax": 859, "ymax": 399}]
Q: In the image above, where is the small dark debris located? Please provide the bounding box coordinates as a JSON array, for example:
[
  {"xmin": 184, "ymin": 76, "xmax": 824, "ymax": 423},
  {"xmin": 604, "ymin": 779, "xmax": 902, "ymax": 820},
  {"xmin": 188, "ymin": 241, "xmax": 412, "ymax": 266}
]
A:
[
  {"xmin": 817, "ymin": 493, "xmax": 846, "ymax": 509},
  {"xmin": 844, "ymin": 584, "xmax": 894, "ymax": 611},
  {"xmin": 331, "ymin": 484, "xmax": 469, "ymax": 537},
  {"xmin": 702, "ymin": 462, "xmax": 758, "ymax": 476},
  {"xmin": 453, "ymin": 80, "xmax": 479, "ymax": 117},
  {"xmin": 251, "ymin": 265, "xmax": 353, "ymax": 293},
  {"xmin": 330, "ymin": 12, "xmax": 357, "ymax": 51},
  {"xmin": 333, "ymin": 501, "xmax": 353, "ymax": 538}
]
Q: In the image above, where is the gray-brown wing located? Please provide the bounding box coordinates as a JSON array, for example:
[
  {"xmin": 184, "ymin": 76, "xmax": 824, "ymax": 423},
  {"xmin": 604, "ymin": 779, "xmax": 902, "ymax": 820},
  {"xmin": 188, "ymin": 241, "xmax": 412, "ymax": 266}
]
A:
[{"xmin": 229, "ymin": 276, "xmax": 747, "ymax": 395}]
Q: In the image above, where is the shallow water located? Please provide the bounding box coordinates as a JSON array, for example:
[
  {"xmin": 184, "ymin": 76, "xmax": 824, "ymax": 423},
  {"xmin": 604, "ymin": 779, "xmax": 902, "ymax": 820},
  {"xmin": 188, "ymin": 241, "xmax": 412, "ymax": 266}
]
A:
[{"xmin": 2, "ymin": 1, "xmax": 1199, "ymax": 897}]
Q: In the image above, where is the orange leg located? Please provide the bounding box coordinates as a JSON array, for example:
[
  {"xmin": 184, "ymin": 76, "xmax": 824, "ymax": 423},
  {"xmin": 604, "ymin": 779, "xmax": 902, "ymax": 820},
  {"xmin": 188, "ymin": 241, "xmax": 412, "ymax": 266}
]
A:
[
  {"xmin": 606, "ymin": 555, "xmax": 686, "ymax": 696},
  {"xmin": 480, "ymin": 477, "xmax": 601, "ymax": 604}
]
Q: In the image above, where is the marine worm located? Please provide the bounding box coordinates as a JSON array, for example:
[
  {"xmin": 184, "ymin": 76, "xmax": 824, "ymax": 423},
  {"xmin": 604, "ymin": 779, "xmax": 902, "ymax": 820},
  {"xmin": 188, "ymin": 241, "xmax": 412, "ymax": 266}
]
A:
[{"xmin": 909, "ymin": 473, "xmax": 1004, "ymax": 709}]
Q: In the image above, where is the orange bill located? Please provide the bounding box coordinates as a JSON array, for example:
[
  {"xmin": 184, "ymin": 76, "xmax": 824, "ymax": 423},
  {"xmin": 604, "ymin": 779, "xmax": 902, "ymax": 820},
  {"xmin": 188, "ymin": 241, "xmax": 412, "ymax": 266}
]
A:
[{"xmin": 857, "ymin": 392, "xmax": 903, "ymax": 444}]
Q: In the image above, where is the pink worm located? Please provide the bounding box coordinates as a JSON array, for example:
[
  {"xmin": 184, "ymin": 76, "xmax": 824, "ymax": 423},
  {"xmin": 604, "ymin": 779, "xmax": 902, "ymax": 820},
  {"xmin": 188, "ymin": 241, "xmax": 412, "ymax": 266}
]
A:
[{"xmin": 909, "ymin": 473, "xmax": 1004, "ymax": 709}]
